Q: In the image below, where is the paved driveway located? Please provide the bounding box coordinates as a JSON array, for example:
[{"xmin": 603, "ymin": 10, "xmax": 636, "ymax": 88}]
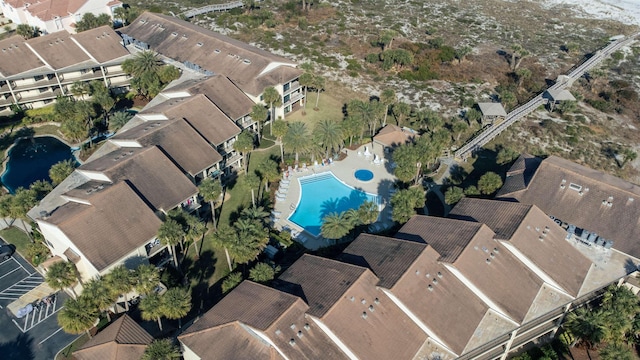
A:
[{"xmin": 0, "ymin": 242, "xmax": 77, "ymax": 360}]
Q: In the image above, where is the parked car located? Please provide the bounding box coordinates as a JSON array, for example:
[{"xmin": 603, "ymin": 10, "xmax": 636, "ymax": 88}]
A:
[{"xmin": 0, "ymin": 244, "xmax": 15, "ymax": 260}]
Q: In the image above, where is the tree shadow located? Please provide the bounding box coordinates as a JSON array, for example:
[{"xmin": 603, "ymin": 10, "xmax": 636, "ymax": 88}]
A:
[
  {"xmin": 624, "ymin": 258, "xmax": 638, "ymax": 274},
  {"xmin": 0, "ymin": 332, "xmax": 35, "ymax": 360},
  {"xmin": 448, "ymin": 164, "xmax": 468, "ymax": 185}
]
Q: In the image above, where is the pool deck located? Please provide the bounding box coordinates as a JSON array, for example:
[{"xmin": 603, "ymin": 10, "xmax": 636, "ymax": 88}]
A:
[{"xmin": 273, "ymin": 143, "xmax": 396, "ymax": 250}]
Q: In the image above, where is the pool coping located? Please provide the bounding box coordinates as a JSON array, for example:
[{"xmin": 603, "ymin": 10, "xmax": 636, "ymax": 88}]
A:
[{"xmin": 287, "ymin": 170, "xmax": 380, "ymax": 238}]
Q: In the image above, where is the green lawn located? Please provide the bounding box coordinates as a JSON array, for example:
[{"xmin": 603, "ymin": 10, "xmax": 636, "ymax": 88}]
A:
[
  {"xmin": 0, "ymin": 226, "xmax": 31, "ymax": 256},
  {"xmin": 286, "ymin": 91, "xmax": 345, "ymax": 129}
]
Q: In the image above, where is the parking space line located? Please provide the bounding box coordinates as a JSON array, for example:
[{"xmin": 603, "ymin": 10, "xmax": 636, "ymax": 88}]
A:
[
  {"xmin": 11, "ymin": 257, "xmax": 29, "ymax": 275},
  {"xmin": 39, "ymin": 328, "xmax": 63, "ymax": 345},
  {"xmin": 0, "ymin": 267, "xmax": 22, "ymax": 280}
]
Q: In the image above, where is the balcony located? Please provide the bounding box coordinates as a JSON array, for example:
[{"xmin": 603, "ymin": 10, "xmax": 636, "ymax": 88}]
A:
[
  {"xmin": 180, "ymin": 198, "xmax": 201, "ymax": 213},
  {"xmin": 11, "ymin": 77, "xmax": 59, "ymax": 92},
  {"xmin": 284, "ymin": 80, "xmax": 300, "ymax": 94},
  {"xmin": 284, "ymin": 92, "xmax": 303, "ymax": 106}
]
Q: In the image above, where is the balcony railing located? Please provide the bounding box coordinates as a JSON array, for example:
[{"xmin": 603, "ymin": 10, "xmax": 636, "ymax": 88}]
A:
[
  {"xmin": 284, "ymin": 80, "xmax": 300, "ymax": 94},
  {"xmin": 284, "ymin": 92, "xmax": 303, "ymax": 105}
]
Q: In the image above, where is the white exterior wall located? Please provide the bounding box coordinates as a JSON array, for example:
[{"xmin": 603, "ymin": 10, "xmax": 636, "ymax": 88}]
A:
[
  {"xmin": 180, "ymin": 344, "xmax": 201, "ymax": 360},
  {"xmin": 37, "ymin": 220, "xmax": 100, "ymax": 280},
  {"xmin": 1, "ymin": 3, "xmax": 28, "ymax": 25}
]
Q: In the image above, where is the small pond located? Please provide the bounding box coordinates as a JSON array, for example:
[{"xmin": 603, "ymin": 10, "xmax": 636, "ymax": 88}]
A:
[{"xmin": 1, "ymin": 136, "xmax": 76, "ymax": 193}]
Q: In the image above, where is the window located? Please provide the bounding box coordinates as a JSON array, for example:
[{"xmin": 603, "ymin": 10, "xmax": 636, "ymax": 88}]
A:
[
  {"xmin": 284, "ymin": 94, "xmax": 290, "ymax": 103},
  {"xmin": 283, "ymin": 82, "xmax": 290, "ymax": 92},
  {"xmin": 569, "ymin": 183, "xmax": 582, "ymax": 192},
  {"xmin": 284, "ymin": 106, "xmax": 291, "ymax": 114}
]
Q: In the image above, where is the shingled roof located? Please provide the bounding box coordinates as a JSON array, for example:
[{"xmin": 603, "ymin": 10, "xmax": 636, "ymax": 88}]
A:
[
  {"xmin": 74, "ymin": 314, "xmax": 153, "ymax": 360},
  {"xmin": 122, "ymin": 12, "xmax": 301, "ymax": 96},
  {"xmin": 497, "ymin": 155, "xmax": 640, "ymax": 258},
  {"xmin": 41, "ymin": 182, "xmax": 161, "ymax": 272}
]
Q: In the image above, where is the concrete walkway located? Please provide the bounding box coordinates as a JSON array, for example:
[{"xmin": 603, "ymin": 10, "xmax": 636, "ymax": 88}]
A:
[{"xmin": 272, "ymin": 143, "xmax": 396, "ymax": 250}]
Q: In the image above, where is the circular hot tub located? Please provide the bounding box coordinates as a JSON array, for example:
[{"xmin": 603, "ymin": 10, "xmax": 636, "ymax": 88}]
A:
[{"xmin": 354, "ymin": 169, "xmax": 374, "ymax": 182}]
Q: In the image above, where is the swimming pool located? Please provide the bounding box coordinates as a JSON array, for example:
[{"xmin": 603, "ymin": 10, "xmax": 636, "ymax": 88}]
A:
[{"xmin": 288, "ymin": 172, "xmax": 379, "ymax": 237}]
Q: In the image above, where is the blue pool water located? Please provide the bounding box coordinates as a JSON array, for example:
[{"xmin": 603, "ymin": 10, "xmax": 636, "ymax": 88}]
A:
[
  {"xmin": 1, "ymin": 136, "xmax": 76, "ymax": 193},
  {"xmin": 354, "ymin": 169, "xmax": 374, "ymax": 182},
  {"xmin": 288, "ymin": 172, "xmax": 378, "ymax": 237}
]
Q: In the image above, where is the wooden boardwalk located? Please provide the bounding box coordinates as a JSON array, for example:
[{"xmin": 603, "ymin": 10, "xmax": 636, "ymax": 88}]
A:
[
  {"xmin": 182, "ymin": 0, "xmax": 243, "ymax": 18},
  {"xmin": 454, "ymin": 33, "xmax": 639, "ymax": 160}
]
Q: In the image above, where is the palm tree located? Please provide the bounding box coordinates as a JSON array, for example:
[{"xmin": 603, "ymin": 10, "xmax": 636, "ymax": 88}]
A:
[
  {"xmin": 57, "ymin": 296, "xmax": 98, "ymax": 338},
  {"xmin": 16, "ymin": 24, "xmax": 37, "ymax": 39},
  {"xmin": 142, "ymin": 339, "xmax": 181, "ymax": 360},
  {"xmin": 321, "ymin": 212, "xmax": 353, "ymax": 240},
  {"xmin": 391, "ymin": 187, "xmax": 425, "ymax": 223},
  {"xmin": 209, "ymin": 225, "xmax": 237, "ymax": 271},
  {"xmin": 249, "ymin": 262, "xmax": 278, "ymax": 283},
  {"xmin": 271, "ymin": 120, "xmax": 288, "ymax": 161},
  {"xmin": 241, "ymin": 206, "xmax": 270, "ymax": 226},
  {"xmin": 250, "ymin": 104, "xmax": 268, "ymax": 139},
  {"xmin": 564, "ymin": 306, "xmax": 606, "ymax": 349},
  {"xmin": 157, "ymin": 219, "xmax": 184, "ymax": 267},
  {"xmin": 70, "ymin": 81, "xmax": 91, "ymax": 100},
  {"xmin": 46, "ymin": 261, "xmax": 79, "ymax": 299},
  {"xmin": 233, "ymin": 130, "xmax": 255, "ymax": 173},
  {"xmin": 357, "ymin": 200, "xmax": 379, "ymax": 226},
  {"xmin": 122, "ymin": 51, "xmax": 163, "ymax": 77},
  {"xmin": 161, "ymin": 287, "xmax": 191, "ymax": 328},
  {"xmin": 392, "ymin": 101, "xmax": 411, "ymax": 126},
  {"xmin": 104, "ymin": 265, "xmax": 135, "ymax": 312},
  {"xmin": 380, "ymin": 89, "xmax": 396, "ymax": 127},
  {"xmin": 299, "ymin": 72, "xmax": 314, "ymax": 114},
  {"xmin": 185, "ymin": 215, "xmax": 206, "ymax": 257},
  {"xmin": 49, "ymin": 159, "xmax": 76, "ymax": 186},
  {"xmin": 515, "ymin": 67, "xmax": 532, "ymax": 89},
  {"xmin": 283, "ymin": 122, "xmax": 310, "ymax": 164},
  {"xmin": 82, "ymin": 278, "xmax": 116, "ymax": 321},
  {"xmin": 313, "ymin": 119, "xmax": 343, "ymax": 159},
  {"xmin": 256, "ymin": 159, "xmax": 280, "ymax": 196},
  {"xmin": 135, "ymin": 264, "xmax": 160, "ymax": 296},
  {"xmin": 599, "ymin": 343, "xmax": 634, "ymax": 360},
  {"xmin": 262, "ymin": 87, "xmax": 281, "ymax": 135},
  {"xmin": 239, "ymin": 173, "xmax": 261, "ymax": 208},
  {"xmin": 140, "ymin": 292, "xmax": 165, "ymax": 331},
  {"xmin": 198, "ymin": 178, "xmax": 223, "ymax": 229},
  {"xmin": 312, "ymin": 75, "xmax": 325, "ymax": 110},
  {"xmin": 109, "ymin": 111, "xmax": 133, "ymax": 132}
]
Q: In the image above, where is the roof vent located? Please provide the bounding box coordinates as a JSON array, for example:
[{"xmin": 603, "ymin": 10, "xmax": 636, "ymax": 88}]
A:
[
  {"xmin": 171, "ymin": 32, "xmax": 177, "ymax": 36},
  {"xmin": 214, "ymin": 49, "xmax": 220, "ymax": 53},
  {"xmin": 562, "ymin": 179, "xmax": 566, "ymax": 183},
  {"xmin": 432, "ymin": 278, "xmax": 438, "ymax": 284},
  {"xmin": 490, "ymin": 252, "xmax": 495, "ymax": 258},
  {"xmin": 275, "ymin": 329, "xmax": 281, "ymax": 335},
  {"xmin": 289, "ymin": 339, "xmax": 295, "ymax": 346},
  {"xmin": 578, "ymin": 191, "xmax": 583, "ymax": 196},
  {"xmin": 368, "ymin": 305, "xmax": 374, "ymax": 312},
  {"xmin": 374, "ymin": 298, "xmax": 380, "ymax": 304},
  {"xmin": 297, "ymin": 331, "xmax": 303, "ymax": 338},
  {"xmin": 415, "ymin": 270, "xmax": 420, "ymax": 275},
  {"xmin": 607, "ymin": 202, "xmax": 612, "ymax": 207},
  {"xmin": 304, "ymin": 323, "xmax": 310, "ymax": 330},
  {"xmin": 560, "ymin": 184, "xmax": 565, "ymax": 189},
  {"xmin": 362, "ymin": 312, "xmax": 368, "ymax": 319},
  {"xmin": 629, "ymin": 197, "xmax": 635, "ymax": 202},
  {"xmin": 361, "ymin": 299, "xmax": 366, "ymax": 304},
  {"xmin": 140, "ymin": 19, "xmax": 147, "ymax": 23},
  {"xmin": 482, "ymin": 246, "xmax": 488, "ymax": 252},
  {"xmin": 290, "ymin": 324, "xmax": 295, "ymax": 330},
  {"xmin": 486, "ymin": 258, "xmax": 491, "ymax": 264},
  {"xmin": 427, "ymin": 284, "xmax": 433, "ymax": 291},
  {"xmin": 243, "ymin": 59, "xmax": 251, "ymax": 64},
  {"xmin": 493, "ymin": 247, "xmax": 499, "ymax": 253},
  {"xmin": 349, "ymin": 296, "xmax": 354, "ymax": 302},
  {"xmin": 569, "ymin": 183, "xmax": 582, "ymax": 191},
  {"xmin": 539, "ymin": 236, "xmax": 544, "ymax": 241},
  {"xmin": 182, "ymin": 34, "xmax": 188, "ymax": 38},
  {"xmin": 437, "ymin": 271, "xmax": 443, "ymax": 278},
  {"xmin": 196, "ymin": 42, "xmax": 203, "ymax": 47}
]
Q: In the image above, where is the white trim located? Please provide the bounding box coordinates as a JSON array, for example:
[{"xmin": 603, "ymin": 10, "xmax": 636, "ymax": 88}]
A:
[
  {"xmin": 139, "ymin": 113, "xmax": 168, "ymax": 121},
  {"xmin": 310, "ymin": 315, "xmax": 359, "ymax": 360},
  {"xmin": 381, "ymin": 288, "xmax": 457, "ymax": 357},
  {"xmin": 444, "ymin": 264, "xmax": 519, "ymax": 326},
  {"xmin": 242, "ymin": 324, "xmax": 291, "ymax": 360},
  {"xmin": 500, "ymin": 241, "xmax": 573, "ymax": 298}
]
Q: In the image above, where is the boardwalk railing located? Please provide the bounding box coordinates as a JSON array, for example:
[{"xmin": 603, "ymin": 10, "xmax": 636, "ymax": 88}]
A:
[
  {"xmin": 454, "ymin": 33, "xmax": 639, "ymax": 159},
  {"xmin": 182, "ymin": 1, "xmax": 243, "ymax": 18}
]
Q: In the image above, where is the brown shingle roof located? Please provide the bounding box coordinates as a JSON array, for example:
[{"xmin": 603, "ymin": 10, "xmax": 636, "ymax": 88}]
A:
[
  {"xmin": 182, "ymin": 281, "xmax": 299, "ymax": 333},
  {"xmin": 111, "ymin": 119, "xmax": 222, "ymax": 176},
  {"xmin": 453, "ymin": 230, "xmax": 544, "ymax": 323},
  {"xmin": 27, "ymin": 32, "xmax": 92, "ymax": 70},
  {"xmin": 163, "ymin": 75, "xmax": 255, "ymax": 120},
  {"xmin": 0, "ymin": 36, "xmax": 47, "ymax": 77},
  {"xmin": 341, "ymin": 234, "xmax": 492, "ymax": 355},
  {"xmin": 25, "ymin": 0, "xmax": 86, "ymax": 21},
  {"xmin": 450, "ymin": 198, "xmax": 532, "ymax": 240},
  {"xmin": 163, "ymin": 94, "xmax": 241, "ymax": 146},
  {"xmin": 74, "ymin": 314, "xmax": 153, "ymax": 360},
  {"xmin": 42, "ymin": 182, "xmax": 161, "ymax": 272},
  {"xmin": 180, "ymin": 281, "xmax": 348, "ymax": 360},
  {"xmin": 122, "ymin": 12, "xmax": 300, "ymax": 96},
  {"xmin": 71, "ymin": 26, "xmax": 131, "ymax": 64},
  {"xmin": 450, "ymin": 198, "xmax": 592, "ymax": 297},
  {"xmin": 275, "ymin": 254, "xmax": 368, "ymax": 317},
  {"xmin": 395, "ymin": 216, "xmax": 485, "ymax": 262},
  {"xmin": 497, "ymin": 155, "xmax": 640, "ymax": 258},
  {"xmin": 180, "ymin": 321, "xmax": 285, "ymax": 360},
  {"xmin": 78, "ymin": 146, "xmax": 198, "ymax": 212},
  {"xmin": 372, "ymin": 124, "xmax": 418, "ymax": 148},
  {"xmin": 339, "ymin": 233, "xmax": 426, "ymax": 288}
]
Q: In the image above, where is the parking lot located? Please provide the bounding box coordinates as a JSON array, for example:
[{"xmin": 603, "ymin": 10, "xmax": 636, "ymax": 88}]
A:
[{"xmin": 0, "ymin": 243, "xmax": 77, "ymax": 360}]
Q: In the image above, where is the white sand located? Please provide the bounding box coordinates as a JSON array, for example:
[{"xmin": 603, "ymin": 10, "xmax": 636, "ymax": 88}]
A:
[{"xmin": 538, "ymin": 0, "xmax": 640, "ymax": 25}]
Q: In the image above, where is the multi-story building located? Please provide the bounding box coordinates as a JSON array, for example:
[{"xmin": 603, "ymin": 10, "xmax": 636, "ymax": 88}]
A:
[
  {"xmin": 0, "ymin": 0, "xmax": 121, "ymax": 34},
  {"xmin": 120, "ymin": 12, "xmax": 304, "ymax": 119},
  {"xmin": 178, "ymin": 200, "xmax": 634, "ymax": 359},
  {"xmin": 0, "ymin": 25, "xmax": 131, "ymax": 114}
]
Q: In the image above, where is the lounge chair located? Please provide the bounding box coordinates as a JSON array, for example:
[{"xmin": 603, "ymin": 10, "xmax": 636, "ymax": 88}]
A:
[
  {"xmin": 279, "ymin": 182, "xmax": 290, "ymax": 189},
  {"xmin": 276, "ymin": 195, "xmax": 286, "ymax": 202}
]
